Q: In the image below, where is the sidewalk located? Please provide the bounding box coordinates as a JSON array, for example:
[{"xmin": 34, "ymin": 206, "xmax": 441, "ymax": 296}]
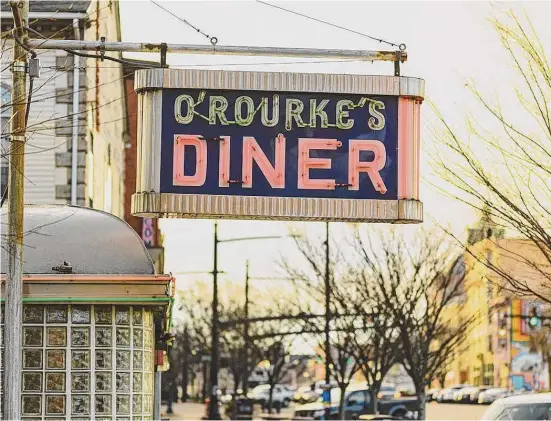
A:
[
  {"xmin": 161, "ymin": 401, "xmax": 295, "ymax": 420},
  {"xmin": 162, "ymin": 401, "xmax": 206, "ymax": 420}
]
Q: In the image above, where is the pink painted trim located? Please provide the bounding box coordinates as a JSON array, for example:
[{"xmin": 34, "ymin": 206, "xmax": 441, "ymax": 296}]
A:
[
  {"xmin": 415, "ymin": 101, "xmax": 421, "ymax": 199},
  {"xmin": 348, "ymin": 139, "xmax": 387, "ymax": 194},
  {"xmin": 219, "ymin": 136, "xmax": 230, "ymax": 187},
  {"xmin": 173, "ymin": 135, "xmax": 207, "ymax": 187},
  {"xmin": 298, "ymin": 138, "xmax": 340, "ymax": 190},
  {"xmin": 242, "ymin": 134, "xmax": 286, "ymax": 188},
  {"xmin": 397, "ymin": 98, "xmax": 421, "ymax": 200}
]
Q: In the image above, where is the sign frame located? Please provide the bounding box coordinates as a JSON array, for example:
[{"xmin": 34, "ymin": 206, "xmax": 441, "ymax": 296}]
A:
[{"xmin": 132, "ymin": 68, "xmax": 424, "ymax": 223}]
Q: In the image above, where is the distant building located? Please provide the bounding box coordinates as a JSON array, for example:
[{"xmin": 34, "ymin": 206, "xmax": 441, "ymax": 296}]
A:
[
  {"xmin": 0, "ymin": 1, "xmax": 90, "ymax": 205},
  {"xmin": 444, "ymin": 214, "xmax": 550, "ymax": 390},
  {"xmin": 83, "ymin": 0, "xmax": 126, "ymax": 218}
]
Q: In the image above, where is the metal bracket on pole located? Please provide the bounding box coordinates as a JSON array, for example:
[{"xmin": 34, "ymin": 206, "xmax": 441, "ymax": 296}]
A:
[
  {"xmin": 99, "ymin": 36, "xmax": 106, "ymax": 61},
  {"xmin": 394, "ymin": 51, "xmax": 402, "ymax": 77},
  {"xmin": 10, "ymin": 60, "xmax": 26, "ymax": 73},
  {"xmin": 394, "ymin": 44, "xmax": 407, "ymax": 77},
  {"xmin": 160, "ymin": 42, "xmax": 168, "ymax": 68}
]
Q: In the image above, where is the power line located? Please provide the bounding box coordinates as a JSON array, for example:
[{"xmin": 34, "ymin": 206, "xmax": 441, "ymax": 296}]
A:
[
  {"xmin": 149, "ymin": 0, "xmax": 218, "ymax": 45},
  {"xmin": 255, "ymin": 0, "xmax": 406, "ymax": 51}
]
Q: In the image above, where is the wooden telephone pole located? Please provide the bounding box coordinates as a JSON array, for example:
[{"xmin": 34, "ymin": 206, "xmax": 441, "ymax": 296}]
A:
[{"xmin": 5, "ymin": 0, "xmax": 29, "ymax": 418}]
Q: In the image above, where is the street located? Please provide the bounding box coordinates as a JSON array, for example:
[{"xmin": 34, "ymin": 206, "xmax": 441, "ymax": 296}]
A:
[{"xmin": 163, "ymin": 402, "xmax": 488, "ymax": 420}]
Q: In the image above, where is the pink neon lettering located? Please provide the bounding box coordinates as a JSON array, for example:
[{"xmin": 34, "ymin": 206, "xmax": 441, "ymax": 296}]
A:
[
  {"xmin": 242, "ymin": 134, "xmax": 286, "ymax": 188},
  {"xmin": 218, "ymin": 136, "xmax": 230, "ymax": 187},
  {"xmin": 348, "ymin": 139, "xmax": 387, "ymax": 194},
  {"xmin": 298, "ymin": 138, "xmax": 340, "ymax": 190},
  {"xmin": 172, "ymin": 135, "xmax": 207, "ymax": 187}
]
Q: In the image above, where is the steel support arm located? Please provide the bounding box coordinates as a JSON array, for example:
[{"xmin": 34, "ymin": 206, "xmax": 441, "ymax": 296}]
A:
[{"xmin": 26, "ymin": 39, "xmax": 407, "ymax": 62}]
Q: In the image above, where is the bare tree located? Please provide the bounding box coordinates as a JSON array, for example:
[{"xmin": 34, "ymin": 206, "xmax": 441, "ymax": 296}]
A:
[
  {"xmin": 352, "ymin": 228, "xmax": 476, "ymax": 419},
  {"xmin": 282, "ymin": 228, "xmax": 398, "ymax": 419},
  {"xmin": 254, "ymin": 335, "xmax": 307, "ymax": 414},
  {"xmin": 431, "ymin": 10, "xmax": 551, "ymax": 303}
]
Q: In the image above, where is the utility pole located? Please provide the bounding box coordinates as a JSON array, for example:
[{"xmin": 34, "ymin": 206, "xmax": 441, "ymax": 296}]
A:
[
  {"xmin": 324, "ymin": 222, "xmax": 331, "ymax": 417},
  {"xmin": 209, "ymin": 221, "xmax": 221, "ymax": 420},
  {"xmin": 5, "ymin": 1, "xmax": 28, "ymax": 418},
  {"xmin": 243, "ymin": 260, "xmax": 250, "ymax": 394}
]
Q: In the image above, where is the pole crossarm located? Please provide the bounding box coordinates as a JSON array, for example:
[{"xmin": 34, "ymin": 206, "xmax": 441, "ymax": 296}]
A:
[
  {"xmin": 219, "ymin": 312, "xmax": 365, "ymax": 328},
  {"xmin": 25, "ymin": 39, "xmax": 407, "ymax": 62},
  {"xmin": 248, "ymin": 325, "xmax": 373, "ymax": 341}
]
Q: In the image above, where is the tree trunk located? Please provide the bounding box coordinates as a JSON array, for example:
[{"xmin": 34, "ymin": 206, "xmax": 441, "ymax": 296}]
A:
[
  {"xmin": 416, "ymin": 390, "xmax": 427, "ymax": 420},
  {"xmin": 182, "ymin": 357, "xmax": 189, "ymax": 402},
  {"xmin": 371, "ymin": 389, "xmax": 379, "ymax": 415},
  {"xmin": 437, "ymin": 372, "xmax": 446, "ymax": 388},
  {"xmin": 267, "ymin": 386, "xmax": 274, "ymax": 414},
  {"xmin": 231, "ymin": 374, "xmax": 240, "ymax": 420},
  {"xmin": 338, "ymin": 386, "xmax": 347, "ymax": 420},
  {"xmin": 202, "ymin": 362, "xmax": 208, "ymax": 402}
]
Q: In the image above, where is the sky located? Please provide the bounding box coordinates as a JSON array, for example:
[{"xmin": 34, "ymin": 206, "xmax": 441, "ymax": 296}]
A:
[{"xmin": 118, "ymin": 1, "xmax": 551, "ymax": 299}]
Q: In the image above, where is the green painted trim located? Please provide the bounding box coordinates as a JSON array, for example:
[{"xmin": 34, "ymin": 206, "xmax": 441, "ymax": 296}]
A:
[{"xmin": 0, "ymin": 297, "xmax": 171, "ymax": 303}]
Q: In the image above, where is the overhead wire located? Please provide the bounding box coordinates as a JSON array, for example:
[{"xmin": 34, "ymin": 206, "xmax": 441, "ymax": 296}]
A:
[
  {"xmin": 149, "ymin": 0, "xmax": 219, "ymax": 45},
  {"xmin": 255, "ymin": 0, "xmax": 406, "ymax": 51}
]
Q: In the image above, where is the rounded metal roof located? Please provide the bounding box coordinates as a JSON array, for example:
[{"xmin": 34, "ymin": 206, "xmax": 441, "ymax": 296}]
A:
[{"xmin": 1, "ymin": 205, "xmax": 154, "ymax": 275}]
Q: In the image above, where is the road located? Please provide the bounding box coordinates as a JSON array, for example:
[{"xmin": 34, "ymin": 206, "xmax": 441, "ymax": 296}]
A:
[
  {"xmin": 426, "ymin": 402, "xmax": 487, "ymax": 420},
  {"xmin": 163, "ymin": 401, "xmax": 489, "ymax": 420}
]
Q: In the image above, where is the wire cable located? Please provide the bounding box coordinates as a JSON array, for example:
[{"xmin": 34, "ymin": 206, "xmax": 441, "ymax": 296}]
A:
[
  {"xmin": 149, "ymin": 0, "xmax": 219, "ymax": 45},
  {"xmin": 255, "ymin": 0, "xmax": 406, "ymax": 50}
]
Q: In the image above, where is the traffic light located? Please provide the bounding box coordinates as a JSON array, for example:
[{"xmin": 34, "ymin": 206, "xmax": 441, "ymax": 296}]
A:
[{"xmin": 528, "ymin": 307, "xmax": 540, "ymax": 329}]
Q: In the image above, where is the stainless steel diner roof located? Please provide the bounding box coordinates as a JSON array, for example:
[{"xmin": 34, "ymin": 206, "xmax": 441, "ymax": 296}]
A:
[{"xmin": 1, "ymin": 205, "xmax": 154, "ymax": 275}]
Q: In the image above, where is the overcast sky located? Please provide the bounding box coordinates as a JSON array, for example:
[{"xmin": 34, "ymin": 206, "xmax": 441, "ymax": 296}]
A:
[{"xmin": 119, "ymin": 1, "xmax": 551, "ymax": 296}]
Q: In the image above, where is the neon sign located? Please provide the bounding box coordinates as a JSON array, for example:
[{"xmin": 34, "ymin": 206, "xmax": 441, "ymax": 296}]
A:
[{"xmin": 132, "ymin": 69, "xmax": 424, "ymax": 222}]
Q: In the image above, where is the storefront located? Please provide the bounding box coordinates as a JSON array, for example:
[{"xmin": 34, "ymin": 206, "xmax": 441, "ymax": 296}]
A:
[{"xmin": 1, "ymin": 205, "xmax": 174, "ymax": 420}]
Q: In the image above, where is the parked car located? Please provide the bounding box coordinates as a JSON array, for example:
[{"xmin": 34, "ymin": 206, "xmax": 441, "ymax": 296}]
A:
[
  {"xmin": 249, "ymin": 384, "xmax": 294, "ymax": 408},
  {"xmin": 426, "ymin": 388, "xmax": 441, "ymax": 402},
  {"xmin": 478, "ymin": 388, "xmax": 510, "ymax": 404},
  {"xmin": 437, "ymin": 385, "xmax": 470, "ymax": 403},
  {"xmin": 294, "ymin": 386, "xmax": 320, "ymax": 404},
  {"xmin": 480, "ymin": 392, "xmax": 551, "ymax": 420},
  {"xmin": 378, "ymin": 386, "xmax": 398, "ymax": 400},
  {"xmin": 454, "ymin": 387, "xmax": 477, "ymax": 403},
  {"xmin": 469, "ymin": 386, "xmax": 494, "ymax": 404},
  {"xmin": 293, "ymin": 386, "xmax": 418, "ymax": 420}
]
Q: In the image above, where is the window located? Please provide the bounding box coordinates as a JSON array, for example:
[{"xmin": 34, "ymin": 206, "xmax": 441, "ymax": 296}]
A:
[
  {"xmin": 346, "ymin": 391, "xmax": 366, "ymax": 407},
  {"xmin": 1, "ymin": 304, "xmax": 155, "ymax": 419}
]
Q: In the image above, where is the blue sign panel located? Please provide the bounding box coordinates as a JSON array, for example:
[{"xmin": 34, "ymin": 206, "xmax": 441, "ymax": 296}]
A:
[{"xmin": 160, "ymin": 89, "xmax": 398, "ymax": 200}]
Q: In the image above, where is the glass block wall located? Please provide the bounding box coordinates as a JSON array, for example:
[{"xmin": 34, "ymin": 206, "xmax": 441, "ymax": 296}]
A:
[{"xmin": 0, "ymin": 304, "xmax": 155, "ymax": 420}]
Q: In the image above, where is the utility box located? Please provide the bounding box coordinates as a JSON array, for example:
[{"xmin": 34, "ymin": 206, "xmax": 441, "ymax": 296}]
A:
[{"xmin": 0, "ymin": 205, "xmax": 174, "ymax": 420}]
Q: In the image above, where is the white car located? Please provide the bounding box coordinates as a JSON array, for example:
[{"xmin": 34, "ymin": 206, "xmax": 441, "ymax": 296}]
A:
[
  {"xmin": 478, "ymin": 388, "xmax": 510, "ymax": 404},
  {"xmin": 249, "ymin": 384, "xmax": 294, "ymax": 408},
  {"xmin": 481, "ymin": 392, "xmax": 551, "ymax": 420}
]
